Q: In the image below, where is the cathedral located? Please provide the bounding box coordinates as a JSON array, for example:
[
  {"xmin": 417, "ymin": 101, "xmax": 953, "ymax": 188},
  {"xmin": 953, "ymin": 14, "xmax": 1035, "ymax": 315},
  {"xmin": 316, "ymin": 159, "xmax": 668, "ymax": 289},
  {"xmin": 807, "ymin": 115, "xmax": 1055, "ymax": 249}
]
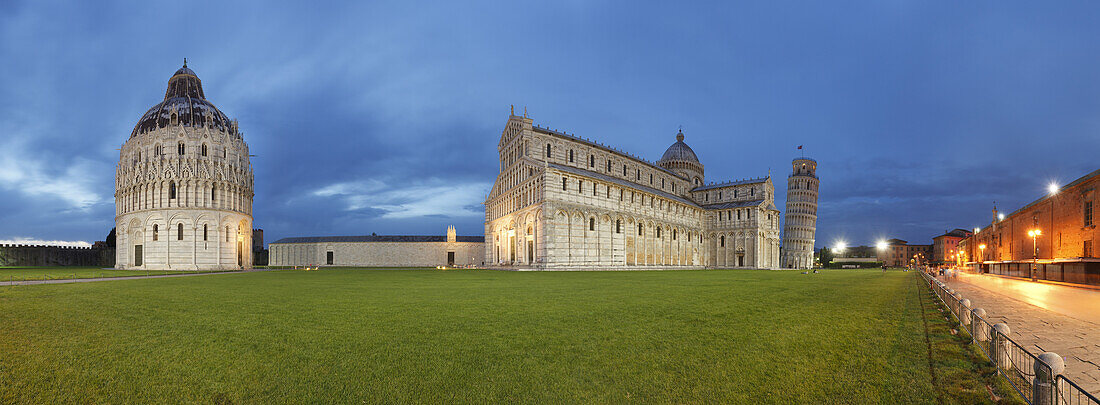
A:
[
  {"xmin": 113, "ymin": 62, "xmax": 255, "ymax": 270},
  {"xmin": 485, "ymin": 111, "xmax": 818, "ymax": 270}
]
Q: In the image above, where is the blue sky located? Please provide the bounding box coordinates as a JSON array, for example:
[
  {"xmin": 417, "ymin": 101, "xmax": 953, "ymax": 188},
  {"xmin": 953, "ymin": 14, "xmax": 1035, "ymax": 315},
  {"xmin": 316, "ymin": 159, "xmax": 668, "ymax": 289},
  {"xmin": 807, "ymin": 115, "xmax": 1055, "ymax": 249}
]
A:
[{"xmin": 2, "ymin": 1, "xmax": 1099, "ymax": 248}]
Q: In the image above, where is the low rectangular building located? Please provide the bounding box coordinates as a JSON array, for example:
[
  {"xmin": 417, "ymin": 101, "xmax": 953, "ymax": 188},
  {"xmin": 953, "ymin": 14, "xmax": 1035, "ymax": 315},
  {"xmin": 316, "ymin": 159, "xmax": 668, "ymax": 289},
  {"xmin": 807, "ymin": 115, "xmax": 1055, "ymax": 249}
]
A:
[
  {"xmin": 958, "ymin": 168, "xmax": 1100, "ymax": 286},
  {"xmin": 269, "ymin": 227, "xmax": 485, "ymax": 268}
]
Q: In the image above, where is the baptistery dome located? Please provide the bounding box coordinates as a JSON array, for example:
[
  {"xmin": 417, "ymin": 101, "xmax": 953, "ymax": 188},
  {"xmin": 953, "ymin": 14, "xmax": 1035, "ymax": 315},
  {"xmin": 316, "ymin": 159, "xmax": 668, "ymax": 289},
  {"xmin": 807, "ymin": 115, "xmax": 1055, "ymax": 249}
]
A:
[
  {"xmin": 114, "ymin": 61, "xmax": 254, "ymax": 271},
  {"xmin": 131, "ymin": 61, "xmax": 237, "ymax": 138}
]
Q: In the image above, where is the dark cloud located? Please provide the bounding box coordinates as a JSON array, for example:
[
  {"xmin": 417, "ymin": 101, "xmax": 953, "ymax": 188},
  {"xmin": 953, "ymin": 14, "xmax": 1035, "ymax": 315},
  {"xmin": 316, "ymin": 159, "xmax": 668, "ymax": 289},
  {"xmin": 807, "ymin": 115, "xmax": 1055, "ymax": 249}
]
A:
[{"xmin": 2, "ymin": 1, "xmax": 1100, "ymax": 248}]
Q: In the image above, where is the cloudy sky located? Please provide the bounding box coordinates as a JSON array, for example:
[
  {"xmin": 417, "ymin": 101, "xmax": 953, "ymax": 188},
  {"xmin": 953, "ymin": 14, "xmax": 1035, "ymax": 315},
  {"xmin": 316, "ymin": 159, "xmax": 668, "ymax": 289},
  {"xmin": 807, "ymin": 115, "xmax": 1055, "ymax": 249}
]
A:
[{"xmin": 2, "ymin": 1, "xmax": 1099, "ymax": 248}]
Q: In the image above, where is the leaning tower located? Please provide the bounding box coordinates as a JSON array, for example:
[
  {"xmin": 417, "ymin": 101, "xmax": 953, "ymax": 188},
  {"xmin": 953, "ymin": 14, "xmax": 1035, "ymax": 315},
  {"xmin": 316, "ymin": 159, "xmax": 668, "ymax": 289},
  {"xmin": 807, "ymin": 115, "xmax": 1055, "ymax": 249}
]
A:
[
  {"xmin": 114, "ymin": 61, "xmax": 254, "ymax": 270},
  {"xmin": 781, "ymin": 158, "xmax": 818, "ymax": 269}
]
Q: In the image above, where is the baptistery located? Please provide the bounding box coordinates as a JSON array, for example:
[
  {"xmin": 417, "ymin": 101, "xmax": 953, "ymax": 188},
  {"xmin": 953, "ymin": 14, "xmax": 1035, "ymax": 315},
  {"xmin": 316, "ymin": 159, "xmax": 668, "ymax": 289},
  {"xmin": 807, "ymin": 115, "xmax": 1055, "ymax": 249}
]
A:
[{"xmin": 114, "ymin": 61, "xmax": 254, "ymax": 270}]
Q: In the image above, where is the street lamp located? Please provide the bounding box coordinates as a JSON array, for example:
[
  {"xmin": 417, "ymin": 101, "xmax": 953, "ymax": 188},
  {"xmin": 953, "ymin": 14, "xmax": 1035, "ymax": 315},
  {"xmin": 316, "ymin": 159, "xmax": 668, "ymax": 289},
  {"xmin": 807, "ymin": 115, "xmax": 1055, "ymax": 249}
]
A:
[
  {"xmin": 1027, "ymin": 229, "xmax": 1042, "ymax": 280},
  {"xmin": 1048, "ymin": 182, "xmax": 1059, "ymax": 195}
]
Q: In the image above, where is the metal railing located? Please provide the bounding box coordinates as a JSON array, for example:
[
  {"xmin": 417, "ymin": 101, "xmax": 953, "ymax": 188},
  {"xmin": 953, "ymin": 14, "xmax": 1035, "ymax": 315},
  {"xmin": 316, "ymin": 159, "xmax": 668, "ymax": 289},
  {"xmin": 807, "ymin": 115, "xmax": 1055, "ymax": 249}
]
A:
[{"xmin": 919, "ymin": 271, "xmax": 1099, "ymax": 405}]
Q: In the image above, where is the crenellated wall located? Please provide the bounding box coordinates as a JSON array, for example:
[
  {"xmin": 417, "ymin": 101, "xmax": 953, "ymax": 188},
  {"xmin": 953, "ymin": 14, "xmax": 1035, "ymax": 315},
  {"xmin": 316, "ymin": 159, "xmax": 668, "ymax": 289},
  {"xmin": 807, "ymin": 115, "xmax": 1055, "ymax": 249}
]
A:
[{"xmin": 0, "ymin": 245, "xmax": 115, "ymax": 267}]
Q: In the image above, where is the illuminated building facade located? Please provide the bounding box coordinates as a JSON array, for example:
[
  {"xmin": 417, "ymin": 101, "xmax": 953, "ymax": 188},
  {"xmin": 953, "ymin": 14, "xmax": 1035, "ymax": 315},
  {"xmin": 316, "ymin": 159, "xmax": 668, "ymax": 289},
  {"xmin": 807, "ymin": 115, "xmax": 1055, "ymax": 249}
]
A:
[
  {"xmin": 484, "ymin": 111, "xmax": 790, "ymax": 270},
  {"xmin": 958, "ymin": 168, "xmax": 1100, "ymax": 286},
  {"xmin": 878, "ymin": 238, "xmax": 932, "ymax": 268},
  {"xmin": 931, "ymin": 228, "xmax": 972, "ymax": 269}
]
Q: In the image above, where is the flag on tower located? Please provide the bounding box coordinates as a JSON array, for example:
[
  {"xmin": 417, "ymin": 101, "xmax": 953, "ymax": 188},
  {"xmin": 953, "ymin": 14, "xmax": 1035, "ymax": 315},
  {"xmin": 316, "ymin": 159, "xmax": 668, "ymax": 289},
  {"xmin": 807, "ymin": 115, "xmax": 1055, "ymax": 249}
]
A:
[{"xmin": 797, "ymin": 145, "xmax": 803, "ymax": 149}]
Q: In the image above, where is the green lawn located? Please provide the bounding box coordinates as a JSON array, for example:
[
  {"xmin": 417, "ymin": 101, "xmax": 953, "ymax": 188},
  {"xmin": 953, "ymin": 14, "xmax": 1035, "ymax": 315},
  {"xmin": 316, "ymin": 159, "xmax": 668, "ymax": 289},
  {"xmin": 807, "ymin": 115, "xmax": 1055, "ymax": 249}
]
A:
[
  {"xmin": 0, "ymin": 268, "xmax": 1004, "ymax": 403},
  {"xmin": 0, "ymin": 266, "xmax": 231, "ymax": 282}
]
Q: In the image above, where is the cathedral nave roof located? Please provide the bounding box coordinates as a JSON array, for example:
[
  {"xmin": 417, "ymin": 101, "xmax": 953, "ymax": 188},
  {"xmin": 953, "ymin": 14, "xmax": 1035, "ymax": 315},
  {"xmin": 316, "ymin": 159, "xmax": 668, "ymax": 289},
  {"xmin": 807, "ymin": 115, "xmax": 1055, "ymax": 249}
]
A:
[
  {"xmin": 549, "ymin": 163, "xmax": 699, "ymax": 208},
  {"xmin": 700, "ymin": 199, "xmax": 767, "ymax": 210},
  {"xmin": 692, "ymin": 177, "xmax": 769, "ymax": 192},
  {"xmin": 533, "ymin": 126, "xmax": 687, "ymax": 181}
]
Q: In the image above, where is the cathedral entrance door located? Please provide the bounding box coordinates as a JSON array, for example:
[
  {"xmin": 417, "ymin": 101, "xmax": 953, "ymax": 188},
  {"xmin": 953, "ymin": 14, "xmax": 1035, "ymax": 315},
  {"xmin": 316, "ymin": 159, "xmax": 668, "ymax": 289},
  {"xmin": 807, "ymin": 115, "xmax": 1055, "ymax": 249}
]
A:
[
  {"xmin": 237, "ymin": 241, "xmax": 243, "ymax": 267},
  {"xmin": 134, "ymin": 245, "xmax": 143, "ymax": 267},
  {"xmin": 737, "ymin": 255, "xmax": 744, "ymax": 267},
  {"xmin": 527, "ymin": 240, "xmax": 534, "ymax": 263},
  {"xmin": 447, "ymin": 251, "xmax": 455, "ymax": 266}
]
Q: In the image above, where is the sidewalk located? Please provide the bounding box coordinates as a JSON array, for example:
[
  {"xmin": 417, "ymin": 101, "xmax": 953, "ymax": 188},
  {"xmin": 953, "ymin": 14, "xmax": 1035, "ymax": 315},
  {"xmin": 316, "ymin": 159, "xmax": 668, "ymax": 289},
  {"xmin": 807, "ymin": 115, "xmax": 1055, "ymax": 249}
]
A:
[{"xmin": 940, "ymin": 273, "xmax": 1100, "ymax": 394}]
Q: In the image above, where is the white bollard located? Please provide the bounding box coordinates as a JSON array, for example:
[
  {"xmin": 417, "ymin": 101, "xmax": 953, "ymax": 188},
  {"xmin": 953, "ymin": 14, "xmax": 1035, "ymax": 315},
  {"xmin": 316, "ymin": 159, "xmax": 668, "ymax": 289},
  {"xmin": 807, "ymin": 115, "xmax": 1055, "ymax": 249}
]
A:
[
  {"xmin": 959, "ymin": 299, "xmax": 972, "ymax": 326},
  {"xmin": 992, "ymin": 323, "xmax": 1012, "ymax": 370},
  {"xmin": 971, "ymin": 308, "xmax": 988, "ymax": 342},
  {"xmin": 1033, "ymin": 352, "xmax": 1064, "ymax": 405}
]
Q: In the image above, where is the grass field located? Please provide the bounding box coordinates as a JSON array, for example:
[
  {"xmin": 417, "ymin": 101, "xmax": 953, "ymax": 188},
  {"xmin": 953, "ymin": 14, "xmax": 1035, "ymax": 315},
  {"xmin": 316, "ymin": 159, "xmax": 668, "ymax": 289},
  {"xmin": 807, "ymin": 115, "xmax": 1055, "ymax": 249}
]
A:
[
  {"xmin": 0, "ymin": 266, "xmax": 232, "ymax": 282},
  {"xmin": 0, "ymin": 268, "xmax": 1015, "ymax": 403}
]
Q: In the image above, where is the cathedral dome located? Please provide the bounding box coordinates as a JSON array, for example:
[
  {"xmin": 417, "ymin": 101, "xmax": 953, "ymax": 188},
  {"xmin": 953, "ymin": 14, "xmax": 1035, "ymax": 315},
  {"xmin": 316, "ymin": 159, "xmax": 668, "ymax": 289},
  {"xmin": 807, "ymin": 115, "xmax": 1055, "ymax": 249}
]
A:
[
  {"xmin": 658, "ymin": 130, "xmax": 700, "ymax": 164},
  {"xmin": 130, "ymin": 61, "xmax": 236, "ymax": 138}
]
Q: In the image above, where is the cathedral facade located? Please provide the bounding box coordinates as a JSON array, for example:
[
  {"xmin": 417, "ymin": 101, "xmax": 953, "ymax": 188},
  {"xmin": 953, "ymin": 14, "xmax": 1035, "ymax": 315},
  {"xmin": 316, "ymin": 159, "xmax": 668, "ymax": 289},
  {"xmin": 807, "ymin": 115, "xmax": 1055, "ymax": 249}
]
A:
[
  {"xmin": 113, "ymin": 62, "xmax": 255, "ymax": 270},
  {"xmin": 484, "ymin": 112, "xmax": 808, "ymax": 270}
]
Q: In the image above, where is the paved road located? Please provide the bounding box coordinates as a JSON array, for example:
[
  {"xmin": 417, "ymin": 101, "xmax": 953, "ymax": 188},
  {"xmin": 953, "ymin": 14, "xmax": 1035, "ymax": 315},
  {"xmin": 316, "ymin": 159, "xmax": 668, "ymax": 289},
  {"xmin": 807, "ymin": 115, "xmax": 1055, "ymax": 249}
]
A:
[
  {"xmin": 5, "ymin": 269, "xmax": 275, "ymax": 286},
  {"xmin": 940, "ymin": 273, "xmax": 1100, "ymax": 394}
]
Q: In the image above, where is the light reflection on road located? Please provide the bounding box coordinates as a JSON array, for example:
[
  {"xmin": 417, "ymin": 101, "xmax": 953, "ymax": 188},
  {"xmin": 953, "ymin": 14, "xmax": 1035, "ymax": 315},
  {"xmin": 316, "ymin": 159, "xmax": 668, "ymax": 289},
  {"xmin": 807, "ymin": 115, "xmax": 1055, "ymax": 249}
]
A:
[{"xmin": 947, "ymin": 272, "xmax": 1100, "ymax": 324}]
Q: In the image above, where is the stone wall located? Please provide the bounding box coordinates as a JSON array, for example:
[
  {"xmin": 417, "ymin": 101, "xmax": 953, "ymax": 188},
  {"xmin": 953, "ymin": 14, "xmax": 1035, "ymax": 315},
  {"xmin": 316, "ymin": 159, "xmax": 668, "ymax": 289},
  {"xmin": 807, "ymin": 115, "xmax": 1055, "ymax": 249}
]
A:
[
  {"xmin": 0, "ymin": 245, "xmax": 115, "ymax": 267},
  {"xmin": 269, "ymin": 241, "xmax": 484, "ymax": 267}
]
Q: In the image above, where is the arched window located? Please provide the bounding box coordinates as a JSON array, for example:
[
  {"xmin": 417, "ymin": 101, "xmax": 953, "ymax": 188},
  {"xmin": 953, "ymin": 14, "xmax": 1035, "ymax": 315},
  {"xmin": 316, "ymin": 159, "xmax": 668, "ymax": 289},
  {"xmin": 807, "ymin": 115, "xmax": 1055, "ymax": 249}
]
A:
[
  {"xmin": 589, "ymin": 218, "xmax": 595, "ymax": 231},
  {"xmin": 177, "ymin": 223, "xmax": 184, "ymax": 240},
  {"xmin": 201, "ymin": 144, "xmax": 208, "ymax": 156},
  {"xmin": 153, "ymin": 224, "xmax": 159, "ymax": 241},
  {"xmin": 155, "ymin": 145, "xmax": 162, "ymax": 156},
  {"xmin": 638, "ymin": 224, "xmax": 643, "ymax": 236},
  {"xmin": 589, "ymin": 155, "xmax": 594, "ymax": 167},
  {"xmin": 178, "ymin": 143, "xmax": 185, "ymax": 156},
  {"xmin": 606, "ymin": 160, "xmax": 611, "ymax": 172},
  {"xmin": 568, "ymin": 150, "xmax": 574, "ymax": 162},
  {"xmin": 223, "ymin": 148, "xmax": 227, "ymax": 158},
  {"xmin": 226, "ymin": 226, "xmax": 230, "ymax": 242},
  {"xmin": 616, "ymin": 220, "xmax": 621, "ymax": 233},
  {"xmin": 562, "ymin": 178, "xmax": 567, "ymax": 191},
  {"xmin": 720, "ymin": 235, "xmax": 725, "ymax": 247},
  {"xmin": 673, "ymin": 229, "xmax": 677, "ymax": 240},
  {"xmin": 656, "ymin": 228, "xmax": 661, "ymax": 238},
  {"xmin": 546, "ymin": 144, "xmax": 551, "ymax": 158},
  {"xmin": 203, "ymin": 224, "xmax": 208, "ymax": 241},
  {"xmin": 211, "ymin": 187, "xmax": 215, "ymax": 201},
  {"xmin": 169, "ymin": 182, "xmax": 177, "ymax": 199}
]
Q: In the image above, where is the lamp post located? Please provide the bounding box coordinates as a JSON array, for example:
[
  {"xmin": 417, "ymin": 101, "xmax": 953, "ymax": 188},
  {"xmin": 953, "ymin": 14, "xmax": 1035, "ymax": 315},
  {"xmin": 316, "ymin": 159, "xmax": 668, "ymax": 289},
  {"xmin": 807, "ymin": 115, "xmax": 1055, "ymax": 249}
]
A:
[
  {"xmin": 1027, "ymin": 229, "xmax": 1041, "ymax": 281},
  {"xmin": 978, "ymin": 244, "xmax": 986, "ymax": 273}
]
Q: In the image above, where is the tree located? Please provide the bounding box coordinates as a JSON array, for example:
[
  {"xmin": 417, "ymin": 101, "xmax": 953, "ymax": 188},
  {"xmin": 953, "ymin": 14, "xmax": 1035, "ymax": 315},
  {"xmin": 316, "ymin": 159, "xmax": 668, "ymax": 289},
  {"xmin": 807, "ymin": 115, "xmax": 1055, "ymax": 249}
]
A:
[
  {"xmin": 818, "ymin": 247, "xmax": 834, "ymax": 268},
  {"xmin": 106, "ymin": 228, "xmax": 116, "ymax": 247}
]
